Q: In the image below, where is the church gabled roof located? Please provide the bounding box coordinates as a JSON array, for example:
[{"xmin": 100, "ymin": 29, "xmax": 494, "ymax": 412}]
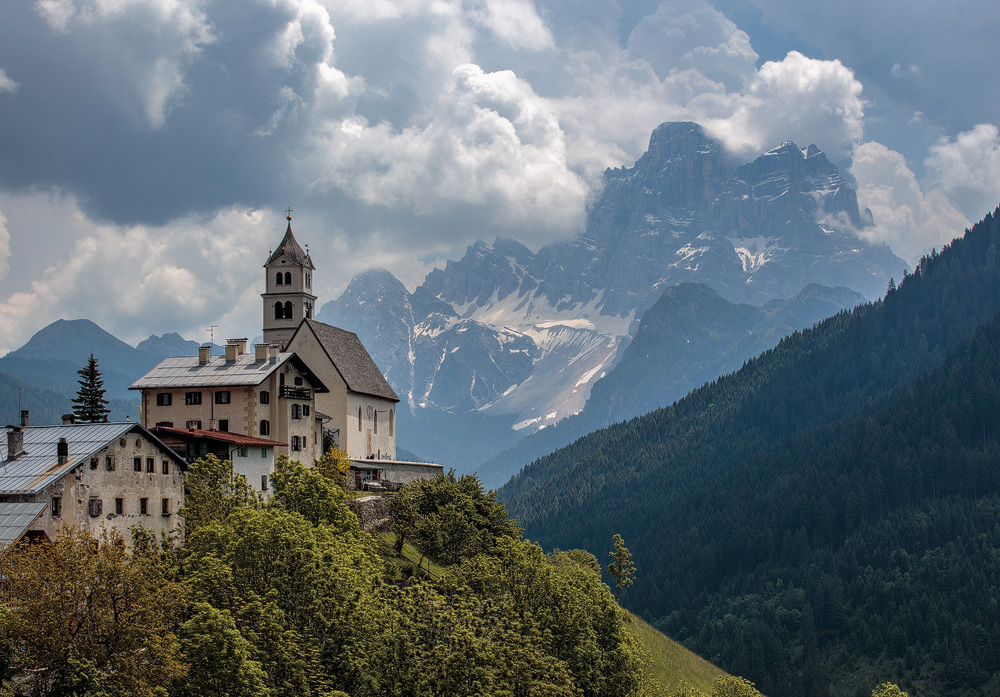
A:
[
  {"xmin": 265, "ymin": 222, "xmax": 314, "ymax": 269},
  {"xmin": 293, "ymin": 319, "xmax": 399, "ymax": 402}
]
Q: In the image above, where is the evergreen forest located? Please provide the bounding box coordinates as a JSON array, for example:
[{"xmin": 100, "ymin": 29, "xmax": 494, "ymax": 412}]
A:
[{"xmin": 501, "ymin": 209, "xmax": 1000, "ymax": 696}]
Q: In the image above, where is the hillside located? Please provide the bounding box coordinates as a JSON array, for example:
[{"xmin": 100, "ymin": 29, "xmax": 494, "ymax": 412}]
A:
[{"xmin": 501, "ymin": 208, "xmax": 1000, "ymax": 696}]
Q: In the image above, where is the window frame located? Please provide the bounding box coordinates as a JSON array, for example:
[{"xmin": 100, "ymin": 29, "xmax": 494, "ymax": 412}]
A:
[{"xmin": 185, "ymin": 391, "xmax": 202, "ymax": 406}]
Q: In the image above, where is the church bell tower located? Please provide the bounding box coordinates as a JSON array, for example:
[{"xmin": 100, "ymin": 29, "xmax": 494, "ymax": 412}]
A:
[{"xmin": 262, "ymin": 210, "xmax": 316, "ymax": 349}]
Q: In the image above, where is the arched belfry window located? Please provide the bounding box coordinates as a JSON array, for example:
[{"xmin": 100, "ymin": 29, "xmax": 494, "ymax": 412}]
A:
[
  {"xmin": 275, "ymin": 272, "xmax": 284, "ymax": 286},
  {"xmin": 283, "ymin": 301, "xmax": 293, "ymax": 319},
  {"xmin": 284, "ymin": 271, "xmax": 292, "ymax": 285},
  {"xmin": 274, "ymin": 301, "xmax": 284, "ymax": 319}
]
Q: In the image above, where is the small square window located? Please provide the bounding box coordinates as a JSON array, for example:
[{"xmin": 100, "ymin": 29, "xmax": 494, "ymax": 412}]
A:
[
  {"xmin": 133, "ymin": 457, "xmax": 142, "ymax": 472},
  {"xmin": 140, "ymin": 498, "xmax": 148, "ymax": 515},
  {"xmin": 156, "ymin": 393, "xmax": 172, "ymax": 406},
  {"xmin": 51, "ymin": 496, "xmax": 61, "ymax": 518},
  {"xmin": 115, "ymin": 498, "xmax": 124, "ymax": 515},
  {"xmin": 294, "ymin": 376, "xmax": 303, "ymax": 386},
  {"xmin": 162, "ymin": 460, "xmax": 170, "ymax": 474},
  {"xmin": 261, "ymin": 475, "xmax": 269, "ymax": 492},
  {"xmin": 186, "ymin": 420, "xmax": 202, "ymax": 430},
  {"xmin": 260, "ymin": 391, "xmax": 270, "ymax": 405},
  {"xmin": 237, "ymin": 446, "xmax": 248, "ymax": 457},
  {"xmin": 161, "ymin": 498, "xmax": 171, "ymax": 516},
  {"xmin": 88, "ymin": 498, "xmax": 102, "ymax": 517},
  {"xmin": 146, "ymin": 457, "xmax": 155, "ymax": 473},
  {"xmin": 261, "ymin": 447, "xmax": 267, "ymax": 458},
  {"xmin": 215, "ymin": 391, "xmax": 231, "ymax": 405},
  {"xmin": 155, "ymin": 421, "xmax": 174, "ymax": 428},
  {"xmin": 185, "ymin": 391, "xmax": 202, "ymax": 405},
  {"xmin": 105, "ymin": 456, "xmax": 114, "ymax": 471},
  {"xmin": 89, "ymin": 457, "xmax": 98, "ymax": 470},
  {"xmin": 218, "ymin": 419, "xmax": 229, "ymax": 432}
]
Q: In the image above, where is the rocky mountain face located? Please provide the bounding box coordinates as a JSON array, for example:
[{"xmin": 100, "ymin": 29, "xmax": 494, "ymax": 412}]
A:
[{"xmin": 319, "ymin": 121, "xmax": 907, "ymax": 471}]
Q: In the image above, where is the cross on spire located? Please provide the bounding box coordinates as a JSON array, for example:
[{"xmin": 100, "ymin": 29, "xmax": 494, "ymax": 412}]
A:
[{"xmin": 285, "ymin": 207, "xmax": 293, "ymax": 221}]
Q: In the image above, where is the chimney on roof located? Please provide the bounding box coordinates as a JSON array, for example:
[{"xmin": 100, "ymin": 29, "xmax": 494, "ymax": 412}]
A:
[
  {"xmin": 225, "ymin": 342, "xmax": 238, "ymax": 363},
  {"xmin": 254, "ymin": 343, "xmax": 268, "ymax": 362},
  {"xmin": 269, "ymin": 344, "xmax": 279, "ymax": 363},
  {"xmin": 228, "ymin": 338, "xmax": 248, "ymax": 356},
  {"xmin": 6, "ymin": 426, "xmax": 23, "ymax": 461},
  {"xmin": 61, "ymin": 413, "xmax": 76, "ymax": 425},
  {"xmin": 198, "ymin": 345, "xmax": 211, "ymax": 365},
  {"xmin": 57, "ymin": 437, "xmax": 68, "ymax": 465},
  {"xmin": 20, "ymin": 410, "xmax": 29, "ymax": 428}
]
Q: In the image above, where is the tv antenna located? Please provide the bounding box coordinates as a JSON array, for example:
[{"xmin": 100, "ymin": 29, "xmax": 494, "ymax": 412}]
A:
[{"xmin": 206, "ymin": 325, "xmax": 219, "ymax": 345}]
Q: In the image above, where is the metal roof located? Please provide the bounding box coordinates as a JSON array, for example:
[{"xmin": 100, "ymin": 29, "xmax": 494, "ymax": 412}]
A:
[
  {"xmin": 129, "ymin": 351, "xmax": 320, "ymax": 390},
  {"xmin": 295, "ymin": 320, "xmax": 399, "ymax": 401},
  {"xmin": 0, "ymin": 501, "xmax": 47, "ymax": 548},
  {"xmin": 0, "ymin": 423, "xmax": 186, "ymax": 495}
]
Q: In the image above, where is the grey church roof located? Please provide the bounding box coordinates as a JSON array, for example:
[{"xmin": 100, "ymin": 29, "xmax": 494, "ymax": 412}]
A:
[
  {"xmin": 129, "ymin": 352, "xmax": 327, "ymax": 392},
  {"xmin": 265, "ymin": 223, "xmax": 314, "ymax": 269},
  {"xmin": 0, "ymin": 423, "xmax": 185, "ymax": 495},
  {"xmin": 0, "ymin": 501, "xmax": 48, "ymax": 548},
  {"xmin": 297, "ymin": 319, "xmax": 399, "ymax": 401}
]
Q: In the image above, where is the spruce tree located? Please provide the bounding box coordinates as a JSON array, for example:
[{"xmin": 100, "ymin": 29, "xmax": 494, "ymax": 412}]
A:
[{"xmin": 72, "ymin": 353, "xmax": 110, "ymax": 423}]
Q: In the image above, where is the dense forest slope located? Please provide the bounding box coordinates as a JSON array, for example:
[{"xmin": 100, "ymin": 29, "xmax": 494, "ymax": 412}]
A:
[{"xmin": 501, "ymin": 209, "xmax": 1000, "ymax": 696}]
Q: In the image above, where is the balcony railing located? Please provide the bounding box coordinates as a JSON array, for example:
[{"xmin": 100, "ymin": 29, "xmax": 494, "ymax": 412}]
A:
[{"xmin": 280, "ymin": 386, "xmax": 311, "ymax": 400}]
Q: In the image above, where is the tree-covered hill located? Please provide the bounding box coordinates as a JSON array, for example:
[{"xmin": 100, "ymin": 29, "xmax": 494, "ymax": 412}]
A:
[{"xmin": 500, "ymin": 208, "xmax": 1000, "ymax": 696}]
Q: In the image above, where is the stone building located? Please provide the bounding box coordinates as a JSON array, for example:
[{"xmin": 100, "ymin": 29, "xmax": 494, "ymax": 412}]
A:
[
  {"xmin": 0, "ymin": 413, "xmax": 187, "ymax": 544},
  {"xmin": 131, "ymin": 341, "xmax": 327, "ymax": 463}
]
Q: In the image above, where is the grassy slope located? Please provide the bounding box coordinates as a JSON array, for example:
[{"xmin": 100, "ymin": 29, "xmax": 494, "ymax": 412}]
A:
[{"xmin": 627, "ymin": 612, "xmax": 728, "ymax": 695}]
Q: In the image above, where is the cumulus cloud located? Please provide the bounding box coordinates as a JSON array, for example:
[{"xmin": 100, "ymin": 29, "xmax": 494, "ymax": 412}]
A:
[
  {"xmin": 468, "ymin": 0, "xmax": 554, "ymax": 51},
  {"xmin": 626, "ymin": 0, "xmax": 757, "ymax": 92},
  {"xmin": 851, "ymin": 141, "xmax": 969, "ymax": 264},
  {"xmin": 924, "ymin": 123, "xmax": 1000, "ymax": 222},
  {"xmin": 0, "ymin": 207, "xmax": 10, "ymax": 281},
  {"xmin": 305, "ymin": 63, "xmax": 588, "ymax": 236},
  {"xmin": 699, "ymin": 51, "xmax": 865, "ymax": 161}
]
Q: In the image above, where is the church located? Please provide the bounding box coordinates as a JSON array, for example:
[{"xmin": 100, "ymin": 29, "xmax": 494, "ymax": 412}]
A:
[{"xmin": 132, "ymin": 212, "xmax": 440, "ymax": 492}]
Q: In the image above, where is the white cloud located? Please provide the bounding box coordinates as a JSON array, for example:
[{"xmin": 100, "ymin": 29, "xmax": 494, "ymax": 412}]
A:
[
  {"xmin": 924, "ymin": 123, "xmax": 1000, "ymax": 222},
  {"xmin": 305, "ymin": 63, "xmax": 588, "ymax": 238},
  {"xmin": 468, "ymin": 0, "xmax": 554, "ymax": 51},
  {"xmin": 0, "ymin": 68, "xmax": 18, "ymax": 93},
  {"xmin": 700, "ymin": 51, "xmax": 865, "ymax": 161},
  {"xmin": 851, "ymin": 141, "xmax": 969, "ymax": 264},
  {"xmin": 626, "ymin": 0, "xmax": 757, "ymax": 92}
]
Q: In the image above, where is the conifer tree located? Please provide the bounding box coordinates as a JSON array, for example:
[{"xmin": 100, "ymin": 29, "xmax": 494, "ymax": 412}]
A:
[
  {"xmin": 72, "ymin": 352, "xmax": 110, "ymax": 423},
  {"xmin": 608, "ymin": 533, "xmax": 636, "ymax": 600}
]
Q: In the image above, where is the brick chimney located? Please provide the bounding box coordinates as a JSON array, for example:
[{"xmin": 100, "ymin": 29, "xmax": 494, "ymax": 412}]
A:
[
  {"xmin": 269, "ymin": 344, "xmax": 280, "ymax": 363},
  {"xmin": 254, "ymin": 343, "xmax": 268, "ymax": 362},
  {"xmin": 6, "ymin": 426, "xmax": 23, "ymax": 461},
  {"xmin": 225, "ymin": 342, "xmax": 238, "ymax": 363},
  {"xmin": 198, "ymin": 345, "xmax": 211, "ymax": 365},
  {"xmin": 20, "ymin": 410, "xmax": 29, "ymax": 428},
  {"xmin": 227, "ymin": 338, "xmax": 248, "ymax": 356}
]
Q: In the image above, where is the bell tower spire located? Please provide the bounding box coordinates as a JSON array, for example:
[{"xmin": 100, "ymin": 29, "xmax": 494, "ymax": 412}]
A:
[{"xmin": 261, "ymin": 209, "xmax": 316, "ymax": 349}]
